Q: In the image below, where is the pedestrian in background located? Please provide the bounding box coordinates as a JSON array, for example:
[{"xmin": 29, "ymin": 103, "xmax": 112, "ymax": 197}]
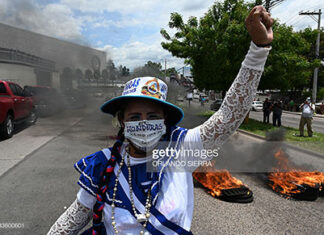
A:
[
  {"xmin": 289, "ymin": 99, "xmax": 294, "ymax": 112},
  {"xmin": 200, "ymin": 96, "xmax": 205, "ymax": 106},
  {"xmin": 263, "ymin": 98, "xmax": 271, "ymax": 123},
  {"xmin": 271, "ymin": 100, "xmax": 282, "ymax": 127},
  {"xmin": 187, "ymin": 91, "xmax": 193, "ymax": 107},
  {"xmin": 320, "ymin": 102, "xmax": 324, "ymax": 115},
  {"xmin": 299, "ymin": 97, "xmax": 315, "ymax": 137}
]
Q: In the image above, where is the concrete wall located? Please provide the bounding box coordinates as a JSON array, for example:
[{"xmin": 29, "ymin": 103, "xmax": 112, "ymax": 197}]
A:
[
  {"xmin": 0, "ymin": 63, "xmax": 36, "ymax": 87},
  {"xmin": 0, "ymin": 23, "xmax": 107, "ymax": 72}
]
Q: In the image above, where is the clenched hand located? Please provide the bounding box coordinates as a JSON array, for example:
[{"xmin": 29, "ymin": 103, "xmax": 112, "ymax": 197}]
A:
[{"xmin": 245, "ymin": 6, "xmax": 274, "ymax": 46}]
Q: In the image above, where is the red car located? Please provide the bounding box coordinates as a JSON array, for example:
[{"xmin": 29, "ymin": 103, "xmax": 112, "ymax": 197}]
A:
[{"xmin": 0, "ymin": 80, "xmax": 37, "ymax": 139}]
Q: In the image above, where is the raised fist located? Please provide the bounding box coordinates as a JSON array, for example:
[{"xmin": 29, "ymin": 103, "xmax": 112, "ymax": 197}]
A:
[{"xmin": 245, "ymin": 5, "xmax": 274, "ymax": 45}]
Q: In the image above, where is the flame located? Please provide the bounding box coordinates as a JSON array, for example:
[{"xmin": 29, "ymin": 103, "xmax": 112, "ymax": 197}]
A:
[
  {"xmin": 193, "ymin": 167, "xmax": 245, "ymax": 197},
  {"xmin": 268, "ymin": 149, "xmax": 324, "ymax": 197}
]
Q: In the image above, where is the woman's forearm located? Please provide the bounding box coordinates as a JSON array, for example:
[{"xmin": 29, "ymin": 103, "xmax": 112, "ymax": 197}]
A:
[
  {"xmin": 199, "ymin": 42, "xmax": 270, "ymax": 149},
  {"xmin": 47, "ymin": 198, "xmax": 92, "ymax": 235}
]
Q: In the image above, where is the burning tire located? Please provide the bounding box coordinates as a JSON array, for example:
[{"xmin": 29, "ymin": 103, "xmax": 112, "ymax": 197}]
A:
[
  {"xmin": 219, "ymin": 186, "xmax": 254, "ymax": 203},
  {"xmin": 268, "ymin": 149, "xmax": 324, "ymax": 201},
  {"xmin": 320, "ymin": 183, "xmax": 324, "ymax": 197},
  {"xmin": 193, "ymin": 168, "xmax": 254, "ymax": 203}
]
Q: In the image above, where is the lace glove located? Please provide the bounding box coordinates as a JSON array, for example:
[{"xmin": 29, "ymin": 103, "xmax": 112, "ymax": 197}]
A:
[
  {"xmin": 47, "ymin": 198, "xmax": 92, "ymax": 235},
  {"xmin": 199, "ymin": 42, "xmax": 271, "ymax": 149}
]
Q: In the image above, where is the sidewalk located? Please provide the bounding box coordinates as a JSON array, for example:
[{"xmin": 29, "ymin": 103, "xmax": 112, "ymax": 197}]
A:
[{"xmin": 282, "ymin": 110, "xmax": 324, "ymax": 118}]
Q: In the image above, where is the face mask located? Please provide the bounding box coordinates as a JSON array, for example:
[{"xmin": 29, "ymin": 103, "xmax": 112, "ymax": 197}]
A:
[{"xmin": 124, "ymin": 119, "xmax": 166, "ymax": 152}]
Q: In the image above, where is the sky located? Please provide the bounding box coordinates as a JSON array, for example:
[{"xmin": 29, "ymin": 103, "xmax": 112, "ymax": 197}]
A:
[{"xmin": 0, "ymin": 0, "xmax": 323, "ymax": 72}]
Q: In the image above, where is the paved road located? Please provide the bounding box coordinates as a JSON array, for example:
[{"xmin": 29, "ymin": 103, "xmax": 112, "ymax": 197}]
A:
[
  {"xmin": 249, "ymin": 110, "xmax": 324, "ymax": 134},
  {"xmin": 0, "ymin": 99, "xmax": 323, "ymax": 235},
  {"xmin": 0, "ymin": 111, "xmax": 82, "ymax": 177}
]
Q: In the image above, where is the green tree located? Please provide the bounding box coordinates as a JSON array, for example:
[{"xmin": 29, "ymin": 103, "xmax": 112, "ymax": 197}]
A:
[
  {"xmin": 106, "ymin": 59, "xmax": 117, "ymax": 81},
  {"xmin": 317, "ymin": 87, "xmax": 324, "ymax": 100},
  {"xmin": 102, "ymin": 69, "xmax": 109, "ymax": 82},
  {"xmin": 299, "ymin": 29, "xmax": 324, "ymax": 92},
  {"xmin": 161, "ymin": 0, "xmax": 320, "ymax": 95},
  {"xmin": 132, "ymin": 61, "xmax": 163, "ymax": 78},
  {"xmin": 161, "ymin": 0, "xmax": 252, "ymax": 95},
  {"xmin": 261, "ymin": 24, "xmax": 319, "ymax": 91},
  {"xmin": 118, "ymin": 65, "xmax": 130, "ymax": 77},
  {"xmin": 165, "ymin": 67, "xmax": 178, "ymax": 77}
]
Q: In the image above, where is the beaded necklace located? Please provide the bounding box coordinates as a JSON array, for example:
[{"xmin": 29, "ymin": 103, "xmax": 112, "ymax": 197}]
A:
[{"xmin": 110, "ymin": 150, "xmax": 152, "ymax": 235}]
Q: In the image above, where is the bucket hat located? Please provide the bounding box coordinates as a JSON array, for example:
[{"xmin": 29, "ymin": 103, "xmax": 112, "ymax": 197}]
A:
[{"xmin": 101, "ymin": 77, "xmax": 184, "ymax": 125}]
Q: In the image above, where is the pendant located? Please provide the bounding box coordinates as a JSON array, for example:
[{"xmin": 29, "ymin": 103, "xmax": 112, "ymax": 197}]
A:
[{"xmin": 136, "ymin": 214, "xmax": 146, "ymax": 223}]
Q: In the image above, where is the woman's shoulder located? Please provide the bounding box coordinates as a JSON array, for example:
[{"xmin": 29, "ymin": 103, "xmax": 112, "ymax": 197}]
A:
[
  {"xmin": 74, "ymin": 148, "xmax": 111, "ymax": 171},
  {"xmin": 73, "ymin": 148, "xmax": 112, "ymax": 197},
  {"xmin": 167, "ymin": 125, "xmax": 188, "ymax": 141}
]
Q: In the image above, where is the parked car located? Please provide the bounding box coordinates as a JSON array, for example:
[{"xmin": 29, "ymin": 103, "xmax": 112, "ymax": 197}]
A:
[
  {"xmin": 61, "ymin": 89, "xmax": 87, "ymax": 109},
  {"xmin": 176, "ymin": 95, "xmax": 184, "ymax": 102},
  {"xmin": 193, "ymin": 93, "xmax": 200, "ymax": 100},
  {"xmin": 210, "ymin": 99, "xmax": 223, "ymax": 111},
  {"xmin": 24, "ymin": 86, "xmax": 65, "ymax": 117},
  {"xmin": 251, "ymin": 101, "xmax": 263, "ymax": 111},
  {"xmin": 0, "ymin": 80, "xmax": 37, "ymax": 139}
]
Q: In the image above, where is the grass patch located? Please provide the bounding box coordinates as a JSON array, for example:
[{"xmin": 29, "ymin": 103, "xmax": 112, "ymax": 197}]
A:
[
  {"xmin": 240, "ymin": 119, "xmax": 324, "ymax": 154},
  {"xmin": 198, "ymin": 112, "xmax": 324, "ymax": 154},
  {"xmin": 197, "ymin": 110, "xmax": 215, "ymax": 118}
]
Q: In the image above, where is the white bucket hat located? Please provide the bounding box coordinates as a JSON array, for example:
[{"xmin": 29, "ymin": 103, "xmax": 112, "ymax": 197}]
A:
[{"xmin": 100, "ymin": 77, "xmax": 184, "ymax": 125}]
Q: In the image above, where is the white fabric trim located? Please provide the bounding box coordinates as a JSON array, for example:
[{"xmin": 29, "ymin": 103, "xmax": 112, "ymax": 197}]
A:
[
  {"xmin": 101, "ymin": 148, "xmax": 112, "ymax": 161},
  {"xmin": 75, "ymin": 164, "xmax": 99, "ymax": 189},
  {"xmin": 78, "ymin": 180, "xmax": 96, "ymax": 197},
  {"xmin": 82, "ymin": 158, "xmax": 87, "ymax": 167},
  {"xmin": 141, "ymin": 181, "xmax": 152, "ymax": 186},
  {"xmin": 106, "ymin": 192, "xmax": 123, "ymax": 204},
  {"xmin": 242, "ymin": 41, "xmax": 271, "ymax": 71}
]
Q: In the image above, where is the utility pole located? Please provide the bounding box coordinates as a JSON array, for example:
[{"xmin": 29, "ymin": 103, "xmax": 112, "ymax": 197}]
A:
[
  {"xmin": 300, "ymin": 9, "xmax": 322, "ymax": 102},
  {"xmin": 164, "ymin": 59, "xmax": 167, "ymax": 80}
]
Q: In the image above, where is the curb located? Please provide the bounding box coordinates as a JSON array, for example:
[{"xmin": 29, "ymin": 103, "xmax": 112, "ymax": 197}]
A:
[
  {"xmin": 282, "ymin": 110, "xmax": 324, "ymax": 119},
  {"xmin": 237, "ymin": 129, "xmax": 324, "ymax": 159}
]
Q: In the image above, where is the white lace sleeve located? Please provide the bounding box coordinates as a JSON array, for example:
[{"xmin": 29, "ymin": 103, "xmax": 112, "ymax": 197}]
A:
[
  {"xmin": 47, "ymin": 198, "xmax": 92, "ymax": 235},
  {"xmin": 199, "ymin": 42, "xmax": 271, "ymax": 149}
]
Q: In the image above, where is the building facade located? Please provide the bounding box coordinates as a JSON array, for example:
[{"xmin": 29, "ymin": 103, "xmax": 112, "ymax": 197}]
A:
[{"xmin": 0, "ymin": 23, "xmax": 106, "ymax": 89}]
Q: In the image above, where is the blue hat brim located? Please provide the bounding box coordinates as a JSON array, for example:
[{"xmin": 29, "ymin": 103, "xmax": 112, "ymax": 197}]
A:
[{"xmin": 100, "ymin": 95, "xmax": 184, "ymax": 125}]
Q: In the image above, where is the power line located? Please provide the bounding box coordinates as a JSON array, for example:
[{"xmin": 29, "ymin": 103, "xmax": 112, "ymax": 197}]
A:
[
  {"xmin": 290, "ymin": 16, "xmax": 307, "ymax": 27},
  {"xmin": 284, "ymin": 14, "xmax": 301, "ymax": 25}
]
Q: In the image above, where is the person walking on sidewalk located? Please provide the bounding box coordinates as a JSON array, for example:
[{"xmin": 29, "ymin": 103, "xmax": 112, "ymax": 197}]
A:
[
  {"xmin": 187, "ymin": 91, "xmax": 193, "ymax": 107},
  {"xmin": 271, "ymin": 100, "xmax": 282, "ymax": 127},
  {"xmin": 263, "ymin": 98, "xmax": 271, "ymax": 123},
  {"xmin": 299, "ymin": 97, "xmax": 315, "ymax": 137}
]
